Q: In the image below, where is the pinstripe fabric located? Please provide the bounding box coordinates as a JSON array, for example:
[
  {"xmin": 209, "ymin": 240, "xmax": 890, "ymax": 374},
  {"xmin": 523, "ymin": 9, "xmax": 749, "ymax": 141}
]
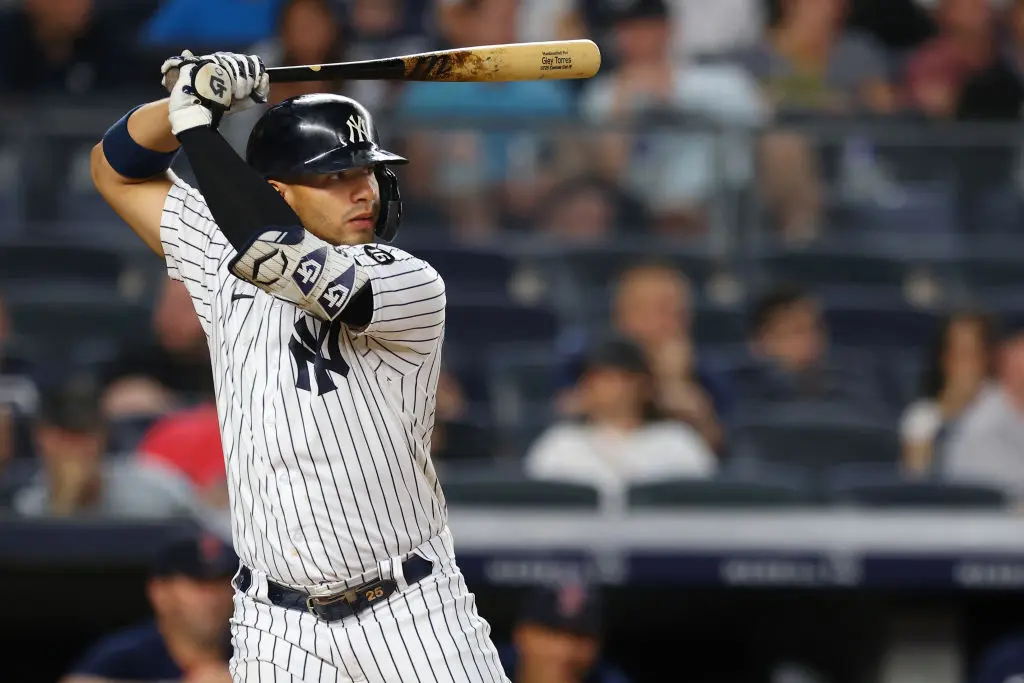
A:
[
  {"xmin": 229, "ymin": 528, "xmax": 508, "ymax": 682},
  {"xmin": 160, "ymin": 176, "xmax": 447, "ymax": 588},
  {"xmin": 160, "ymin": 176, "xmax": 506, "ymax": 682}
]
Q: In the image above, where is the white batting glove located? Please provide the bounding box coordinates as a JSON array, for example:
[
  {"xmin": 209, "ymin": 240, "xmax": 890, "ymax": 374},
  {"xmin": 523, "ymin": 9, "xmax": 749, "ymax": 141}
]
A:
[
  {"xmin": 162, "ymin": 50, "xmax": 270, "ymax": 134},
  {"xmin": 166, "ymin": 58, "xmax": 232, "ymax": 135}
]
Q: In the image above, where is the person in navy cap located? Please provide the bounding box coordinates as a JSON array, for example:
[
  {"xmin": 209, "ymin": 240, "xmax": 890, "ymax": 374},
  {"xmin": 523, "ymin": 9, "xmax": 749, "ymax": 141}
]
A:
[
  {"xmin": 61, "ymin": 528, "xmax": 237, "ymax": 683},
  {"xmin": 499, "ymin": 582, "xmax": 632, "ymax": 683}
]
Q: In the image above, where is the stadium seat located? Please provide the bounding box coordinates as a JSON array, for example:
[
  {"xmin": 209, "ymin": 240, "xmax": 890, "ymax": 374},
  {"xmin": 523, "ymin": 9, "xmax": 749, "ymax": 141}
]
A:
[
  {"xmin": 823, "ymin": 464, "xmax": 1009, "ymax": 510},
  {"xmin": 733, "ymin": 405, "xmax": 901, "ymax": 474},
  {"xmin": 5, "ymin": 288, "xmax": 152, "ymax": 355},
  {"xmin": 0, "ymin": 243, "xmax": 127, "ymax": 291},
  {"xmin": 627, "ymin": 476, "xmax": 815, "ymax": 509},
  {"xmin": 524, "ymin": 242, "xmax": 734, "ymax": 316},
  {"xmin": 404, "ymin": 246, "xmax": 516, "ymax": 299},
  {"xmin": 759, "ymin": 248, "xmax": 915, "ymax": 292},
  {"xmin": 445, "ymin": 301, "xmax": 559, "ymax": 356},
  {"xmin": 692, "ymin": 306, "xmax": 747, "ymax": 347},
  {"xmin": 440, "ymin": 462, "xmax": 600, "ymax": 509},
  {"xmin": 485, "ymin": 344, "xmax": 559, "ymax": 419},
  {"xmin": 957, "ymin": 251, "xmax": 1024, "ymax": 291},
  {"xmin": 842, "ymin": 185, "xmax": 963, "ymax": 255},
  {"xmin": 823, "ymin": 303, "xmax": 938, "ymax": 350}
]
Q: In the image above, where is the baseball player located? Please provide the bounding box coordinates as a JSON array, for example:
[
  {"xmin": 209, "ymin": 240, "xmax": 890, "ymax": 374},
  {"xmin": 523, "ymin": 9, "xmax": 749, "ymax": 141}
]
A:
[{"xmin": 91, "ymin": 50, "xmax": 509, "ymax": 682}]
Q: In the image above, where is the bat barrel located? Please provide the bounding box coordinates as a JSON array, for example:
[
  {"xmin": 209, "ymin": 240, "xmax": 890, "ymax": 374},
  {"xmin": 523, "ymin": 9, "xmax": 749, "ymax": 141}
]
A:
[{"xmin": 266, "ymin": 40, "xmax": 602, "ymax": 84}]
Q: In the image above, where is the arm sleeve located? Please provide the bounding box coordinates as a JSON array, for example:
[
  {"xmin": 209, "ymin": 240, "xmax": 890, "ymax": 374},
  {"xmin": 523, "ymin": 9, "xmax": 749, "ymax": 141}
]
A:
[{"xmin": 160, "ymin": 174, "xmax": 233, "ymax": 336}]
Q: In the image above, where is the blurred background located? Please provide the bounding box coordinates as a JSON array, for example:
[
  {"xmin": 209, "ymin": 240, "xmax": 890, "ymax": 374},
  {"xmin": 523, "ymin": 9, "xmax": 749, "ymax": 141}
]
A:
[{"xmin": 3, "ymin": 0, "xmax": 1024, "ymax": 681}]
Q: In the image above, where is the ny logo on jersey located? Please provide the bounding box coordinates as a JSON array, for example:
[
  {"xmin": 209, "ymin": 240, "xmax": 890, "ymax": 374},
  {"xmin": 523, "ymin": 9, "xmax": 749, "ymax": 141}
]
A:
[
  {"xmin": 292, "ymin": 247, "xmax": 329, "ymax": 295},
  {"xmin": 289, "ymin": 319, "xmax": 350, "ymax": 395},
  {"xmin": 346, "ymin": 114, "xmax": 370, "ymax": 144}
]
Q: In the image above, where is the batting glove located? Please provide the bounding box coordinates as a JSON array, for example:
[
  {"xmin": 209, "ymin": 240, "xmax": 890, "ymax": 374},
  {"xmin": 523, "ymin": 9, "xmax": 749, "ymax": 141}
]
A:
[{"xmin": 162, "ymin": 50, "xmax": 270, "ymax": 135}]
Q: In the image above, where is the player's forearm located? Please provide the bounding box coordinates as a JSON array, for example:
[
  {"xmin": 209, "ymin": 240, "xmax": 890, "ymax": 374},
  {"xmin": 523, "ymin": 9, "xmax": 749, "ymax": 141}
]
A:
[
  {"xmin": 126, "ymin": 98, "xmax": 180, "ymax": 155},
  {"xmin": 94, "ymin": 99, "xmax": 180, "ymax": 186}
]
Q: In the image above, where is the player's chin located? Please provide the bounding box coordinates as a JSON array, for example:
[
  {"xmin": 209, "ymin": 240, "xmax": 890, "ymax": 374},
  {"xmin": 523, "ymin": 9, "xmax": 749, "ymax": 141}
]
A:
[{"xmin": 341, "ymin": 218, "xmax": 376, "ymax": 245}]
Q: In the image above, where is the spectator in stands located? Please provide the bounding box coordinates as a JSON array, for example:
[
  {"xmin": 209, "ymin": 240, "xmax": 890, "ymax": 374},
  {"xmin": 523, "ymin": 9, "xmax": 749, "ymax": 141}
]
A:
[
  {"xmin": 102, "ymin": 279, "xmax": 213, "ymax": 419},
  {"xmin": 346, "ymin": 0, "xmax": 432, "ymax": 111},
  {"xmin": 952, "ymin": 0, "xmax": 1024, "ymax": 230},
  {"xmin": 900, "ymin": 311, "xmax": 996, "ymax": 475},
  {"xmin": 956, "ymin": 0, "xmax": 1024, "ymax": 121},
  {"xmin": 499, "ymin": 582, "xmax": 631, "ymax": 683},
  {"xmin": 734, "ymin": 284, "xmax": 885, "ymax": 417},
  {"xmin": 395, "ymin": 0, "xmax": 577, "ymax": 240},
  {"xmin": 533, "ymin": 175, "xmax": 650, "ymax": 243},
  {"xmin": 611, "ymin": 262, "xmax": 727, "ymax": 451},
  {"xmin": 0, "ymin": 0, "xmax": 141, "ymax": 95},
  {"xmin": 740, "ymin": 0, "xmax": 896, "ymax": 241},
  {"xmin": 561, "ymin": 0, "xmax": 764, "ymax": 63},
  {"xmin": 581, "ymin": 0, "xmax": 766, "ymax": 237},
  {"xmin": 137, "ymin": 402, "xmax": 228, "ymax": 509},
  {"xmin": 142, "ymin": 0, "xmax": 281, "ymax": 47},
  {"xmin": 525, "ymin": 336, "xmax": 716, "ymax": 497},
  {"xmin": 904, "ymin": 0, "xmax": 995, "ymax": 120},
  {"xmin": 944, "ymin": 321, "xmax": 1024, "ymax": 501},
  {"xmin": 60, "ymin": 529, "xmax": 235, "ymax": 683},
  {"xmin": 12, "ymin": 375, "xmax": 206, "ymax": 520},
  {"xmin": 222, "ymin": 0, "xmax": 349, "ymax": 153}
]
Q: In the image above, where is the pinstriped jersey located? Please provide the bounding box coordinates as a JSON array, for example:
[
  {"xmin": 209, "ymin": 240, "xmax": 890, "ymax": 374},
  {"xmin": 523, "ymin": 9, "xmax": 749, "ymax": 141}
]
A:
[{"xmin": 159, "ymin": 175, "xmax": 448, "ymax": 589}]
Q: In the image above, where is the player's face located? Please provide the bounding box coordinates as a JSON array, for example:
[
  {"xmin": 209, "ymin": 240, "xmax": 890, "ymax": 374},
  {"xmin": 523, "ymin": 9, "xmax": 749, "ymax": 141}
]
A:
[
  {"xmin": 514, "ymin": 624, "xmax": 599, "ymax": 683},
  {"xmin": 153, "ymin": 576, "xmax": 234, "ymax": 646},
  {"xmin": 274, "ymin": 167, "xmax": 381, "ymax": 246}
]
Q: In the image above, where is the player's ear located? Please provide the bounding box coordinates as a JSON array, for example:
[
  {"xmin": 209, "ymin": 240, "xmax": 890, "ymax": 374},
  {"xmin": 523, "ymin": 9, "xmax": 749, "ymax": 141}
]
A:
[{"xmin": 266, "ymin": 179, "xmax": 287, "ymax": 199}]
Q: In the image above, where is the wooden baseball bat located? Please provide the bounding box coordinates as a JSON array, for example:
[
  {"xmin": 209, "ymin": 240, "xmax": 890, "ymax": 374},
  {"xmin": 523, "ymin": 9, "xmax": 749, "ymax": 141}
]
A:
[{"xmin": 265, "ymin": 40, "xmax": 601, "ymax": 84}]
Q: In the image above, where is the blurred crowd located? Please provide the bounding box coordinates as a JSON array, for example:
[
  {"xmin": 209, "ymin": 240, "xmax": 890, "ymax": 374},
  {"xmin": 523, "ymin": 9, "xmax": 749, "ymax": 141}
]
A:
[
  {"xmin": 2, "ymin": 0, "xmax": 1024, "ymax": 680},
  {"xmin": 3, "ymin": 0, "xmax": 1024, "ymax": 243},
  {"xmin": 0, "ymin": 0, "xmax": 1022, "ymax": 529}
]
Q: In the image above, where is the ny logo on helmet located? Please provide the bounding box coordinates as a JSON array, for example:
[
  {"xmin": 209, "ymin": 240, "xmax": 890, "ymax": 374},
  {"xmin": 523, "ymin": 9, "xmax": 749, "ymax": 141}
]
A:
[{"xmin": 347, "ymin": 114, "xmax": 370, "ymax": 144}]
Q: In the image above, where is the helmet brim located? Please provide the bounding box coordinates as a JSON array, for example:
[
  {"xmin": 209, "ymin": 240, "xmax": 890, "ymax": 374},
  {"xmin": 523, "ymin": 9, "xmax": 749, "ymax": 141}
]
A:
[{"xmin": 301, "ymin": 145, "xmax": 409, "ymax": 175}]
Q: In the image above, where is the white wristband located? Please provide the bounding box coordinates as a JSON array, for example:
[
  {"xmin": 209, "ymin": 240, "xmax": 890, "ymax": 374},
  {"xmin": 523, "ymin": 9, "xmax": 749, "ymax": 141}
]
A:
[{"xmin": 169, "ymin": 105, "xmax": 214, "ymax": 136}]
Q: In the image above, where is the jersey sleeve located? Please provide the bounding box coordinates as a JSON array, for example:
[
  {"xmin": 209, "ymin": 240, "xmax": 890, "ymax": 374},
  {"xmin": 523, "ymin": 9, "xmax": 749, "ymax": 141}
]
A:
[
  {"xmin": 349, "ymin": 244, "xmax": 446, "ymax": 358},
  {"xmin": 160, "ymin": 175, "xmax": 234, "ymax": 335}
]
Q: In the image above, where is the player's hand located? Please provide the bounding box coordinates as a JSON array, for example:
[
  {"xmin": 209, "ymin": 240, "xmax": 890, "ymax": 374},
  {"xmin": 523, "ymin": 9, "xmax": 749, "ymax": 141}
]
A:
[{"xmin": 163, "ymin": 50, "xmax": 269, "ymax": 135}]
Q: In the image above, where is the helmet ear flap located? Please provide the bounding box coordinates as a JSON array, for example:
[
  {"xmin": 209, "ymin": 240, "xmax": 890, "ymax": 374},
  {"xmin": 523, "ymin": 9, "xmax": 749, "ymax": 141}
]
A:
[{"xmin": 373, "ymin": 166, "xmax": 402, "ymax": 242}]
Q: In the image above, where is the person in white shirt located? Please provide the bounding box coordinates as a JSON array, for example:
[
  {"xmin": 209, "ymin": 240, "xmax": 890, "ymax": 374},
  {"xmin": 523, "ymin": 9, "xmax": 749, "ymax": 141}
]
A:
[
  {"xmin": 525, "ymin": 336, "xmax": 716, "ymax": 497},
  {"xmin": 899, "ymin": 311, "xmax": 996, "ymax": 475}
]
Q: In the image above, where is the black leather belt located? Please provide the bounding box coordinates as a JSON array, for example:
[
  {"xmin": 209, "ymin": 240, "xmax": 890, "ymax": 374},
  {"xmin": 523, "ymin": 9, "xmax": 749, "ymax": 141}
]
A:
[{"xmin": 235, "ymin": 555, "xmax": 434, "ymax": 622}]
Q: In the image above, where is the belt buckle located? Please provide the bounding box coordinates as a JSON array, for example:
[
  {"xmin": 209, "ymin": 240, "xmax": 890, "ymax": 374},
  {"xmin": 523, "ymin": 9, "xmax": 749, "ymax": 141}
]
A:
[{"xmin": 306, "ymin": 589, "xmax": 357, "ymax": 618}]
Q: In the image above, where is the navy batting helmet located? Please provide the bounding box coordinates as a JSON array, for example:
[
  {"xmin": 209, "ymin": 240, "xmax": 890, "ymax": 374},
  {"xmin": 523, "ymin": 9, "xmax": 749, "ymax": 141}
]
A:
[{"xmin": 245, "ymin": 93, "xmax": 408, "ymax": 242}]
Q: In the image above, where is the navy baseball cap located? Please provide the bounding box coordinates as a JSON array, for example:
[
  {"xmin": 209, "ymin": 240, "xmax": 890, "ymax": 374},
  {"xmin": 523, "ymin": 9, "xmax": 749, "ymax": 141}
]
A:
[
  {"xmin": 518, "ymin": 582, "xmax": 603, "ymax": 638},
  {"xmin": 151, "ymin": 530, "xmax": 238, "ymax": 580}
]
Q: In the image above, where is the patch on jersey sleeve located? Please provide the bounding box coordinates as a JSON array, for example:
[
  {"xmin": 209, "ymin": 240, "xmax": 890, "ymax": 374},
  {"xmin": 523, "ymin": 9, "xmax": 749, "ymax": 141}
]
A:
[
  {"xmin": 363, "ymin": 245, "xmax": 395, "ymax": 265},
  {"xmin": 292, "ymin": 246, "xmax": 329, "ymax": 295},
  {"xmin": 316, "ymin": 264, "xmax": 357, "ymax": 319}
]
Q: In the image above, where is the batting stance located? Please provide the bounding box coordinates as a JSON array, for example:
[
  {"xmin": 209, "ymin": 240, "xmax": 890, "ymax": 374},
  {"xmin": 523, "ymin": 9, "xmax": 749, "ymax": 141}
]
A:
[{"xmin": 91, "ymin": 50, "xmax": 509, "ymax": 682}]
